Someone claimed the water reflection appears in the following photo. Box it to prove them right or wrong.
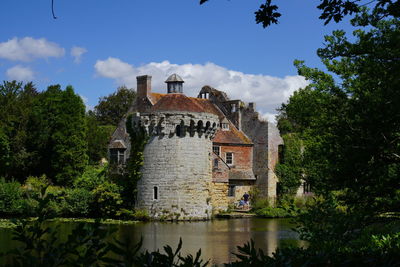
[0,218,304,266]
[117,218,303,265]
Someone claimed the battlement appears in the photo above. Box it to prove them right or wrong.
[130,112,219,139]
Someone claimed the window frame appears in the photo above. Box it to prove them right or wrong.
[228,185,236,197]
[212,145,220,156]
[153,186,158,200]
[226,152,233,166]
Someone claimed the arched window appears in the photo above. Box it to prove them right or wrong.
[176,125,181,137]
[197,120,203,135]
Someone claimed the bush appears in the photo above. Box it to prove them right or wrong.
[74,165,107,191]
[23,175,50,200]
[44,186,67,217]
[254,206,289,218]
[63,188,93,217]
[0,178,24,216]
[117,208,150,221]
[92,181,123,217]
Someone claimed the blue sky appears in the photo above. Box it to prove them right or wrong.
[0,0,354,120]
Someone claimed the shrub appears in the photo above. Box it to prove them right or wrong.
[21,198,39,217]
[254,206,289,218]
[0,178,24,216]
[73,165,107,191]
[23,175,50,200]
[63,188,93,217]
[92,181,123,217]
[44,186,67,217]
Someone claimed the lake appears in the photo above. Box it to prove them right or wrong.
[0,217,305,266]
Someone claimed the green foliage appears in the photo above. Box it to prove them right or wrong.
[254,206,289,218]
[73,164,107,191]
[63,188,93,217]
[0,127,10,177]
[1,194,209,266]
[226,239,400,266]
[276,13,400,250]
[275,133,303,194]
[0,178,24,216]
[92,181,123,217]
[94,86,136,126]
[0,81,38,181]
[200,0,400,28]
[116,208,150,221]
[28,84,88,186]
[117,114,148,206]
[24,175,50,192]
[86,111,115,164]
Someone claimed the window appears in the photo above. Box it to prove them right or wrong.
[118,152,125,164]
[110,149,125,165]
[213,158,219,168]
[213,145,220,156]
[153,186,158,200]
[110,149,118,164]
[226,152,233,165]
[176,125,181,137]
[228,185,235,197]
[221,123,229,130]
[303,182,311,194]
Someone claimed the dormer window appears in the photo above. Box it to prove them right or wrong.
[221,123,229,130]
[199,92,210,99]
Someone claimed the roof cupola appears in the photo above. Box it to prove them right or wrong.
[165,73,184,94]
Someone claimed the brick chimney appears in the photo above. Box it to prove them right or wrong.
[137,75,152,99]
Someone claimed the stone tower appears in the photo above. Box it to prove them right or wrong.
[133,74,219,220]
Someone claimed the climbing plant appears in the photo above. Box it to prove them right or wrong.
[119,114,148,206]
[275,133,303,195]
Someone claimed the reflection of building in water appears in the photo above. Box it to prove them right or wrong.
[117,218,300,265]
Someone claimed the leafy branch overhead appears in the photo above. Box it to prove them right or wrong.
[199,0,400,27]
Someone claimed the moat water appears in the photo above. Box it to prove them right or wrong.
[0,217,305,265]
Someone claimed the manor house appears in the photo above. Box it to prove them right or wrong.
[109,74,283,220]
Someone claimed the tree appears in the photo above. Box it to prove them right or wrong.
[94,86,136,127]
[86,111,115,164]
[29,85,88,186]
[200,0,400,28]
[277,13,400,246]
[0,81,38,180]
[275,133,303,195]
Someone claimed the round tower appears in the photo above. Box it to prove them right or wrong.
[133,75,219,220]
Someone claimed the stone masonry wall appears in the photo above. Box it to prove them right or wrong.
[135,111,219,220]
[210,182,229,213]
[240,107,283,199]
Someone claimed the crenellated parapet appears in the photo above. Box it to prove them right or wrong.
[130,111,219,139]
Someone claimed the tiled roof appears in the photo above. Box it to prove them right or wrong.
[229,169,256,181]
[191,98,225,119]
[109,140,126,149]
[151,94,205,112]
[213,124,252,145]
[148,92,252,145]
[148,93,166,105]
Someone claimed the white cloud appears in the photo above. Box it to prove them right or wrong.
[6,65,34,81]
[94,58,309,122]
[79,94,93,111]
[260,112,278,124]
[71,46,87,63]
[0,37,65,62]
